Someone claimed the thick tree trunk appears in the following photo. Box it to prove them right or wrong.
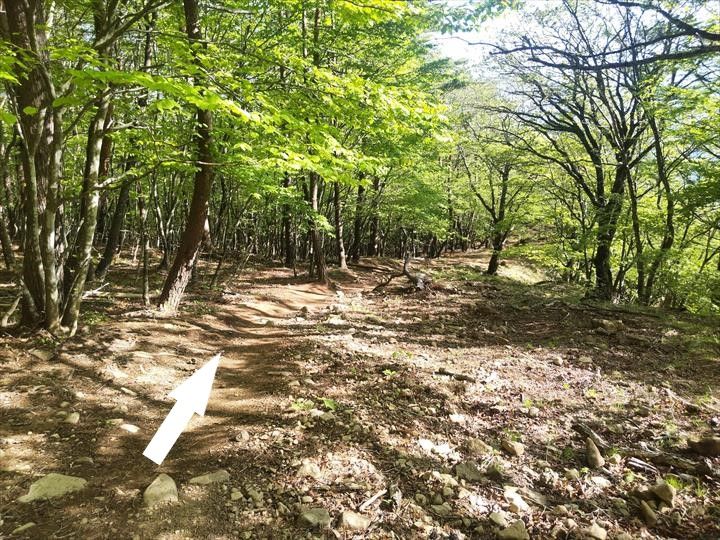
[486,233,505,275]
[334,182,347,269]
[592,166,626,301]
[157,0,214,312]
[308,171,328,283]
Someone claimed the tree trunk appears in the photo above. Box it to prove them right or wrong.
[157,0,214,312]
[349,183,365,263]
[334,182,347,269]
[96,176,132,279]
[486,232,505,275]
[282,174,296,267]
[308,171,328,283]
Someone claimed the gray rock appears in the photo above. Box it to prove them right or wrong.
[11,522,36,535]
[63,412,80,424]
[650,481,676,506]
[297,508,331,529]
[640,500,657,526]
[583,522,607,540]
[143,474,178,506]
[338,511,370,531]
[455,461,484,482]
[465,438,494,456]
[18,473,87,503]
[586,438,605,468]
[189,469,230,485]
[490,511,509,528]
[502,439,525,457]
[497,519,529,540]
[430,502,452,516]
[297,461,322,479]
[246,487,263,503]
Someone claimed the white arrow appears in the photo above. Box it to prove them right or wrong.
[143,353,222,465]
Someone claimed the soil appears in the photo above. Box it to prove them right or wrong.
[1,251,719,539]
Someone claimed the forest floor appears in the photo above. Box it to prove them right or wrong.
[1,251,719,540]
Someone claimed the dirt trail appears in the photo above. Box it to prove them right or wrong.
[1,253,719,539]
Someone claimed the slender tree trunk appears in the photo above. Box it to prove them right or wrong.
[308,171,328,283]
[592,165,626,301]
[157,0,214,312]
[96,175,131,279]
[281,174,295,267]
[349,182,365,263]
[334,182,347,269]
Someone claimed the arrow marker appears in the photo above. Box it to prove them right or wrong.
[143,353,222,465]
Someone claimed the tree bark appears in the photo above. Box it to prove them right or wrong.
[334,182,347,269]
[157,0,214,312]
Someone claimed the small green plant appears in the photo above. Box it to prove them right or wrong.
[391,350,413,360]
[585,388,598,399]
[321,397,340,411]
[561,446,576,461]
[522,398,534,408]
[382,369,397,377]
[82,310,108,325]
[290,398,314,411]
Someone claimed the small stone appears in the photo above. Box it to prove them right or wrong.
[465,438,494,456]
[235,430,250,442]
[527,407,540,418]
[607,453,622,465]
[18,473,87,502]
[231,491,243,501]
[120,423,140,434]
[430,502,452,516]
[11,522,36,535]
[614,534,634,540]
[75,457,94,465]
[64,412,80,424]
[297,508,331,529]
[565,469,581,480]
[246,487,263,503]
[640,500,657,526]
[297,461,322,480]
[119,387,137,396]
[583,522,607,540]
[504,488,530,513]
[301,495,314,503]
[689,437,720,457]
[497,519,529,540]
[59,401,70,408]
[586,438,605,468]
[489,511,509,528]
[189,469,230,485]
[650,481,676,506]
[455,461,484,482]
[338,511,370,531]
[143,474,178,507]
[415,493,428,505]
[502,440,525,457]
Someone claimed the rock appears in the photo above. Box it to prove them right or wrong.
[465,438,494,456]
[586,438,605,468]
[189,469,230,485]
[640,500,657,526]
[689,437,720,456]
[527,407,540,418]
[297,508,331,529]
[565,468,581,480]
[455,461,484,482]
[18,473,87,502]
[504,487,530,513]
[75,456,94,465]
[297,461,322,480]
[583,522,607,540]
[231,491,243,501]
[430,502,452,516]
[143,474,178,506]
[235,430,251,442]
[614,534,634,540]
[11,522,36,535]
[489,511,509,528]
[415,493,428,505]
[63,412,80,424]
[120,423,140,434]
[497,519,529,540]
[338,511,370,531]
[246,487,263,503]
[650,481,676,506]
[502,440,525,457]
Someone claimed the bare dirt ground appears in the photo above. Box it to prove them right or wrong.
[1,251,719,539]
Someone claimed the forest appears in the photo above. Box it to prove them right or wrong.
[0,0,719,539]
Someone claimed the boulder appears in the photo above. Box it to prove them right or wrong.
[18,473,87,503]
[143,474,178,507]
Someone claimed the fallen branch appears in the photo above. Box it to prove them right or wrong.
[1,293,20,327]
[373,253,433,292]
[434,367,477,382]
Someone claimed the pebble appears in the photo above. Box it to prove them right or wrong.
[189,469,230,485]
[430,502,452,516]
[490,511,509,528]
[11,522,36,535]
[497,519,529,540]
[465,438,494,456]
[455,461,483,482]
[297,461,322,480]
[338,511,370,531]
[650,481,676,506]
[502,440,525,457]
[297,508,331,529]
[583,522,607,540]
[64,412,80,424]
